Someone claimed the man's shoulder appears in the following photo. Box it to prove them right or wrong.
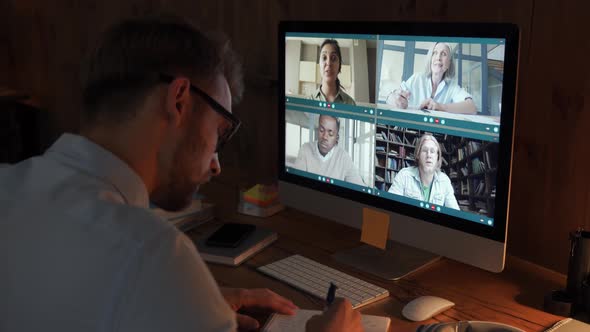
[332,144,353,160]
[300,141,316,153]
[0,155,41,182]
[397,166,417,176]
[301,141,313,148]
[89,200,177,245]
[0,191,180,269]
[14,194,176,249]
[435,171,452,183]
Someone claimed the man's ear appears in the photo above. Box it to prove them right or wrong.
[164,77,192,127]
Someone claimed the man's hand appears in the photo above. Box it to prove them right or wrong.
[306,298,363,332]
[220,287,298,330]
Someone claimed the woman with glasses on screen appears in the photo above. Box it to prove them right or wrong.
[385,42,476,114]
[310,39,356,105]
[389,134,459,210]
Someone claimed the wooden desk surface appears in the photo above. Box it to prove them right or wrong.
[190,183,565,331]
[0,87,41,108]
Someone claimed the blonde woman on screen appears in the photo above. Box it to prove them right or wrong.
[386,42,476,114]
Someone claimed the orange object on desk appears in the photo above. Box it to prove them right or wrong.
[242,184,279,207]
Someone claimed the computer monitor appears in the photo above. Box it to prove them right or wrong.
[278,21,519,278]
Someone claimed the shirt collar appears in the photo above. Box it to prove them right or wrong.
[430,77,448,99]
[314,85,345,103]
[410,166,440,183]
[45,133,150,208]
[314,141,336,162]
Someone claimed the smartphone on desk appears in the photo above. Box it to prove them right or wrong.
[205,223,256,248]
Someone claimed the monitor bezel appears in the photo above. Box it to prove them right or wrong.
[278,21,519,243]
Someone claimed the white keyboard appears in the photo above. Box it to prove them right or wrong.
[257,254,389,308]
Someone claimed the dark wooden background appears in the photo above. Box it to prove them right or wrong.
[1,0,588,274]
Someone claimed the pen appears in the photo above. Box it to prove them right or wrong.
[326,282,337,306]
[393,89,408,101]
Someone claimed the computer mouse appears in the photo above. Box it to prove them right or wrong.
[402,296,455,322]
[416,321,525,332]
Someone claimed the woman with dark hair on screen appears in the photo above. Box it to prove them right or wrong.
[310,39,356,105]
[389,134,459,209]
[386,42,476,114]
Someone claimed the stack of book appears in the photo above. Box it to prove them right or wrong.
[460,181,469,195]
[387,157,397,169]
[460,166,469,177]
[197,226,278,266]
[466,141,482,154]
[475,200,488,215]
[238,184,284,218]
[458,199,471,212]
[471,157,486,174]
[151,196,214,232]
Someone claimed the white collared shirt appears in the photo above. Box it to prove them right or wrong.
[293,141,365,186]
[316,142,335,162]
[388,166,459,210]
[399,73,472,109]
[0,133,236,332]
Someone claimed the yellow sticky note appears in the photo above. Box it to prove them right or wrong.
[360,208,390,250]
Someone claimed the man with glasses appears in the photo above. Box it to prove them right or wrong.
[0,15,362,332]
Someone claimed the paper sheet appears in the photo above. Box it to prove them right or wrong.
[261,309,390,332]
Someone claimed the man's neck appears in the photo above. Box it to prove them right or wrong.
[419,168,435,186]
[81,121,159,194]
[317,142,335,158]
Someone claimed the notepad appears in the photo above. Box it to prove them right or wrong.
[261,309,390,332]
[544,318,590,332]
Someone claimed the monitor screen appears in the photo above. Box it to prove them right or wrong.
[279,22,519,273]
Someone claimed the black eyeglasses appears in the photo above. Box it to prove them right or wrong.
[159,74,241,152]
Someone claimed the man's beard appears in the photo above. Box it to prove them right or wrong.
[151,134,205,211]
[152,175,196,211]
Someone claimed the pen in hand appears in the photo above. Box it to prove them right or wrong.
[326,282,338,307]
[391,89,408,101]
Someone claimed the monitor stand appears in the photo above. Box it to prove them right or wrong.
[332,240,440,280]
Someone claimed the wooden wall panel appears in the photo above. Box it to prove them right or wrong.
[0,1,14,87]
[2,0,589,274]
[509,0,590,272]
